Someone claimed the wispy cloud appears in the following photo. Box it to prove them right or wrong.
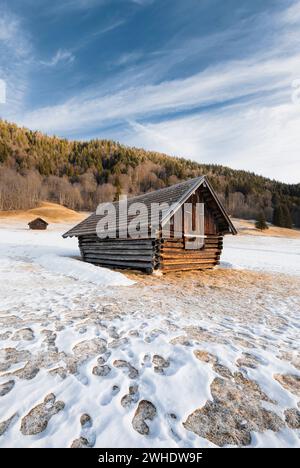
[20,54,300,132]
[40,49,75,67]
[0,9,32,116]
[5,0,300,182]
[114,51,143,67]
[130,0,155,5]
[0,79,6,104]
[282,1,300,24]
[122,100,300,183]
[48,0,106,13]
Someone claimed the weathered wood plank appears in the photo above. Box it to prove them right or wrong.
[161,263,218,272]
[81,247,154,255]
[83,257,153,269]
[82,253,154,261]
[160,253,220,260]
[161,258,217,266]
[80,245,154,251]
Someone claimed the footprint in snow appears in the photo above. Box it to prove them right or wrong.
[152,355,170,375]
[132,400,157,435]
[92,364,111,377]
[100,385,120,406]
[0,379,15,397]
[141,354,152,368]
[20,393,65,436]
[121,384,139,409]
[107,326,119,339]
[70,414,96,448]
[96,351,111,365]
[166,412,181,443]
[113,359,139,379]
[0,413,18,436]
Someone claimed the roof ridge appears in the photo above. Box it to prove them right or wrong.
[62,175,237,238]
[113,175,205,205]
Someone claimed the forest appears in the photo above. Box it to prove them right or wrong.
[0,120,299,228]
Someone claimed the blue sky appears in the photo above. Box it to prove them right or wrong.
[1,0,300,183]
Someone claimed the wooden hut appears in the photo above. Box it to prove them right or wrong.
[63,176,237,273]
[28,217,48,230]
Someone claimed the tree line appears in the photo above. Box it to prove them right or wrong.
[0,120,299,228]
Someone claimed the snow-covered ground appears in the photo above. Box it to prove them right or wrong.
[222,235,300,276]
[0,222,299,448]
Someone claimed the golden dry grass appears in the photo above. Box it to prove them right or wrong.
[0,202,88,224]
[232,218,300,239]
[127,266,300,297]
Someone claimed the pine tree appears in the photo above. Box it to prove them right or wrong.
[273,204,293,228]
[273,205,284,227]
[281,205,293,229]
[255,212,268,230]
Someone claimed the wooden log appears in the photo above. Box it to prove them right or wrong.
[161,246,221,252]
[83,257,153,269]
[160,253,220,261]
[81,247,154,256]
[160,258,218,266]
[79,237,155,243]
[82,253,154,262]
[204,238,223,243]
[163,243,184,249]
[80,243,153,251]
[161,264,217,272]
[206,239,223,242]
[78,236,157,245]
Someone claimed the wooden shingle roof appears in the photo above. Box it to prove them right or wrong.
[63,176,237,238]
[28,217,49,226]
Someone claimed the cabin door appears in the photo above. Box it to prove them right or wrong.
[183,193,205,250]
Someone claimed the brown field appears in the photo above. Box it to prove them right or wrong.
[232,218,300,239]
[0,202,89,224]
[1,203,299,239]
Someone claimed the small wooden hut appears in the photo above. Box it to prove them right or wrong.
[63,176,237,273]
[28,217,48,230]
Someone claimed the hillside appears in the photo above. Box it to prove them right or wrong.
[0,202,88,224]
[0,120,299,227]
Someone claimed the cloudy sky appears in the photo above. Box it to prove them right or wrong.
[0,0,300,183]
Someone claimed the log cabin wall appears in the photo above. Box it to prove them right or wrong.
[65,176,236,274]
[78,185,225,274]
[154,235,223,272]
[155,186,223,272]
[78,233,223,274]
[78,235,157,273]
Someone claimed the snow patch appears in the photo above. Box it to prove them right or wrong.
[37,254,134,287]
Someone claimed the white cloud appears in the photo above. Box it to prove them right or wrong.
[40,49,75,67]
[122,101,300,183]
[0,10,32,116]
[114,51,142,67]
[130,0,154,5]
[0,79,6,104]
[20,54,300,131]
[282,1,300,24]
[0,17,18,41]
[17,49,300,183]
[6,0,300,183]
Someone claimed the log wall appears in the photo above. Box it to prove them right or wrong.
[78,234,223,274]
[155,235,223,272]
[78,235,157,273]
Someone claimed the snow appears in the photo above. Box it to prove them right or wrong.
[222,235,300,276]
[0,221,134,287]
[0,221,299,448]
[37,254,134,286]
